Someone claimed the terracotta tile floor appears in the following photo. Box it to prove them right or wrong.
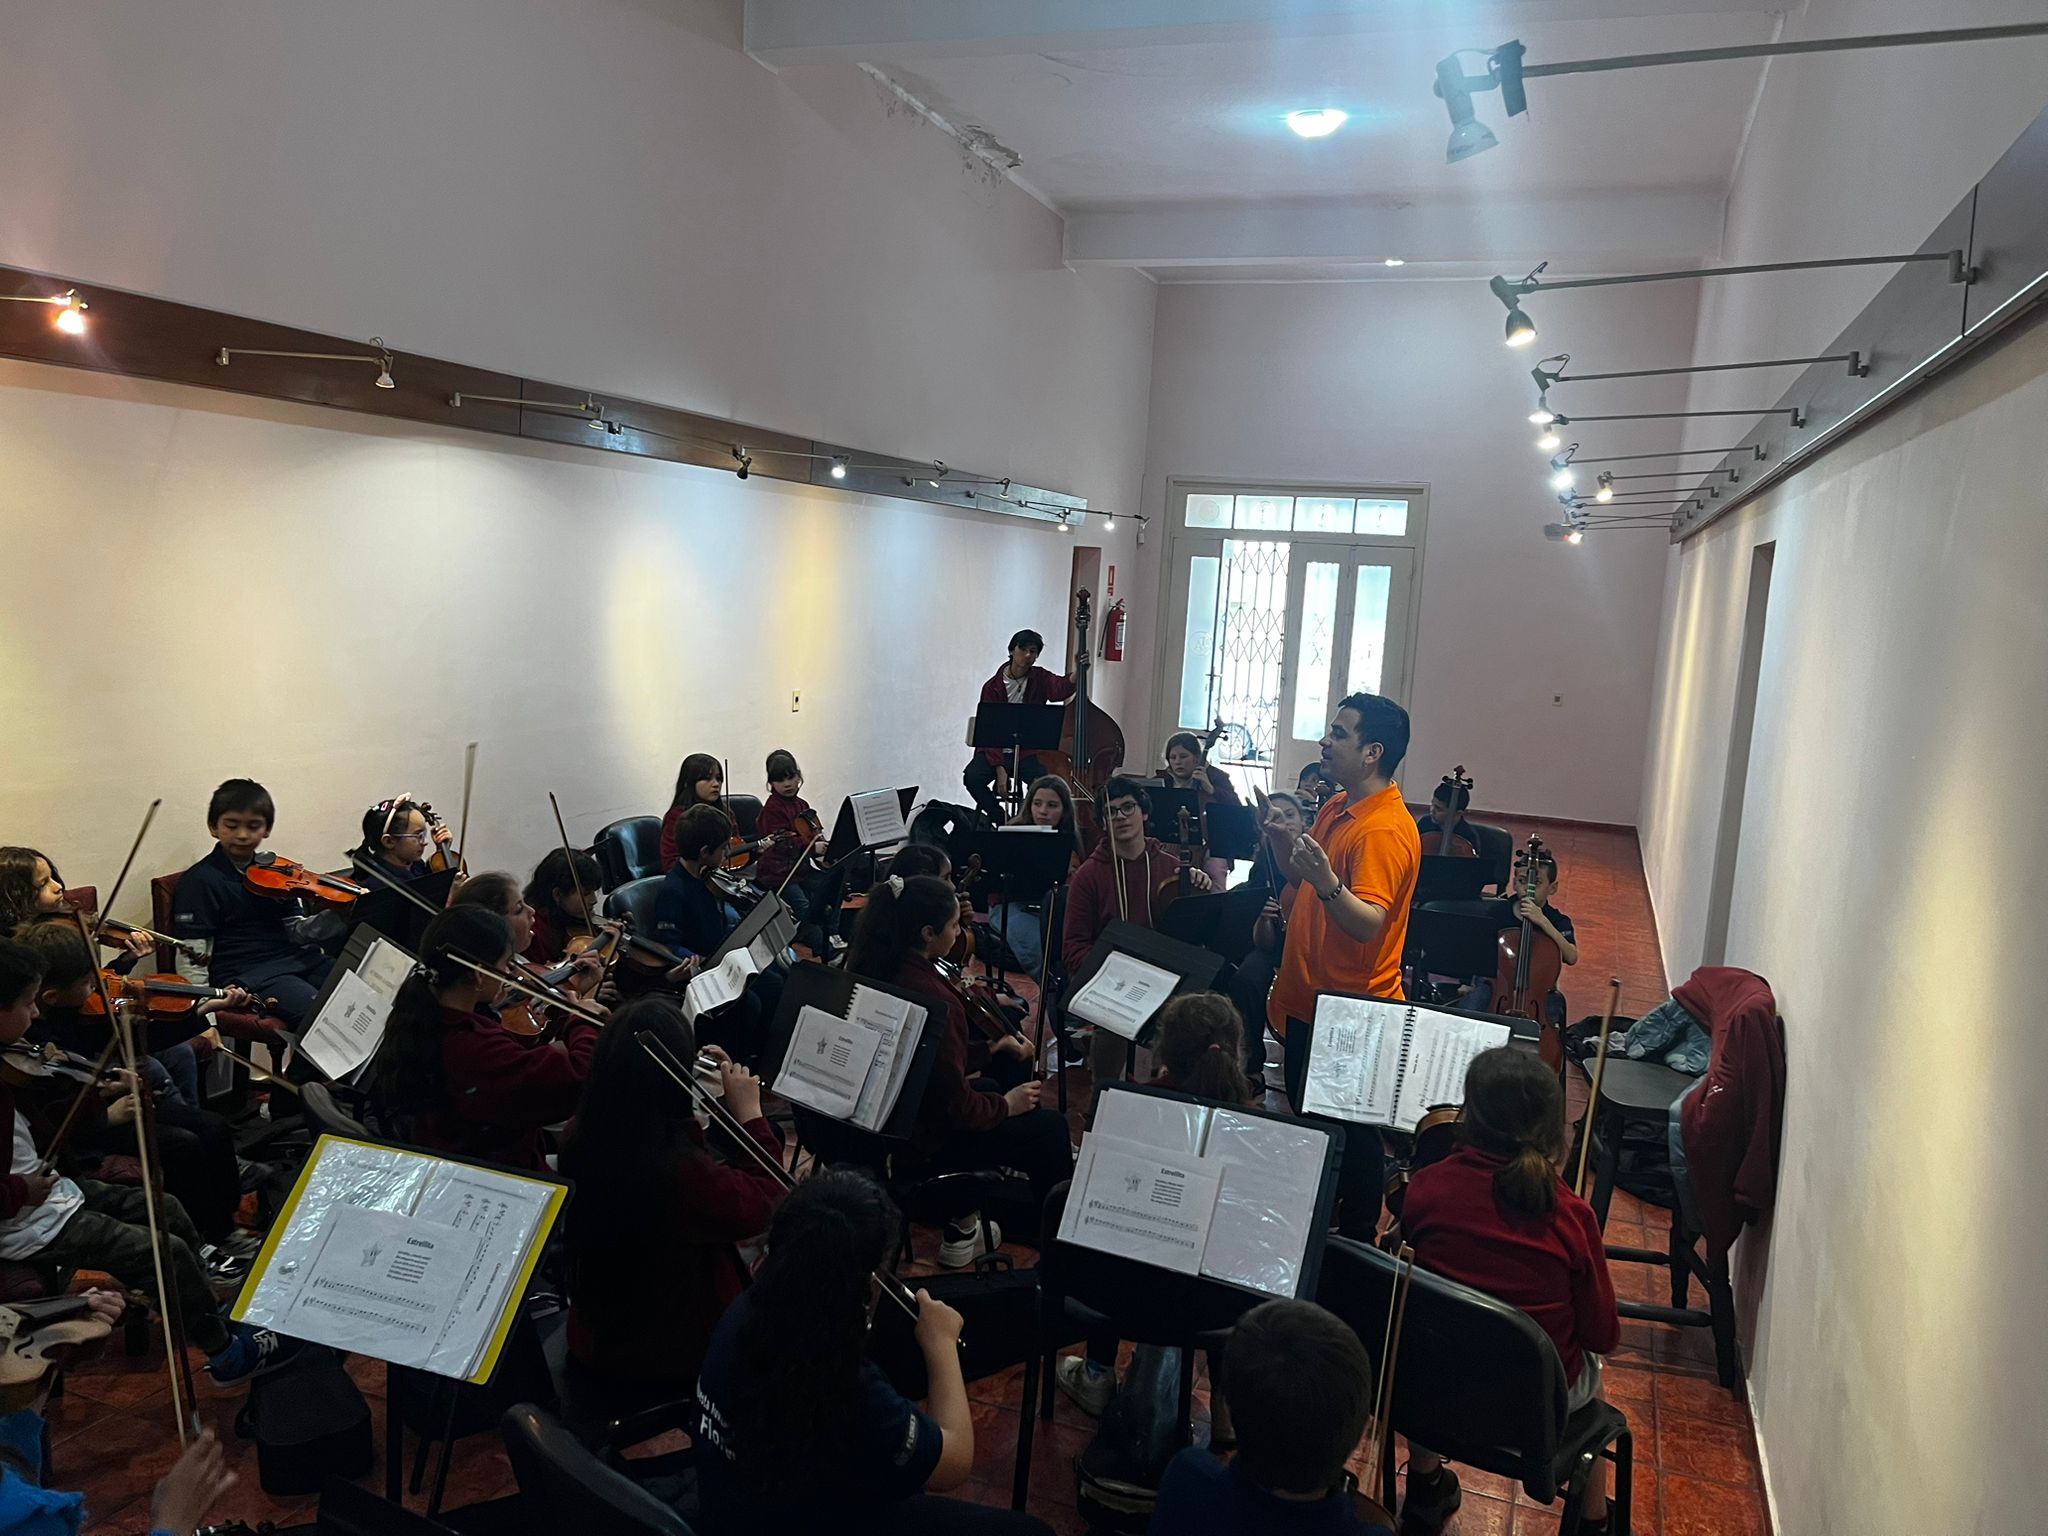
[52,818,1768,1535]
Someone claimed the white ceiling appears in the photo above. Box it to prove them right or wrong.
[746,0,1790,280]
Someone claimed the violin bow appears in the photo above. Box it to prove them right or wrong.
[1573,977,1623,1198]
[633,1031,934,1333]
[208,1039,303,1098]
[546,793,598,944]
[453,740,478,883]
[445,953,610,1027]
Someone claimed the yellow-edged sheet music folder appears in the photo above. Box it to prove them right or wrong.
[231,1134,566,1385]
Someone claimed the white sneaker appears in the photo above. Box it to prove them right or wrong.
[1056,1355,1115,1416]
[937,1216,1001,1268]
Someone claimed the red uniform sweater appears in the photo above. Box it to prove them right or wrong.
[889,956,1006,1152]
[753,790,815,889]
[1401,1145,1619,1384]
[1060,837,1181,974]
[414,1007,600,1172]
[563,1113,784,1388]
[975,664,1075,765]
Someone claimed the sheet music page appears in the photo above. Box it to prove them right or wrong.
[1200,1111,1331,1297]
[299,966,394,1080]
[684,948,758,1022]
[847,984,924,1131]
[276,1205,481,1369]
[239,1142,433,1336]
[850,788,909,848]
[1067,951,1180,1040]
[1395,1015,1512,1131]
[773,1004,883,1120]
[1058,1133,1222,1276]
[356,936,417,999]
[411,1162,557,1377]
[1091,1090,1210,1156]
[1300,995,1407,1125]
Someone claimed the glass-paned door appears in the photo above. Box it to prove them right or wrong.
[1276,549,1414,772]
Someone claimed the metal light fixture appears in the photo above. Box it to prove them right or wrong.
[733,447,753,480]
[1438,25,2048,161]
[1595,472,1614,503]
[449,391,606,425]
[1529,399,1556,426]
[219,336,396,387]
[1550,468,1575,491]
[1534,423,1563,452]
[830,456,848,479]
[1285,108,1349,139]
[2,288,90,335]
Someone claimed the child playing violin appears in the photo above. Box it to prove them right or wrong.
[754,750,837,954]
[559,995,783,1395]
[0,936,298,1387]
[846,874,1070,1268]
[1162,731,1240,886]
[654,806,778,1060]
[521,848,606,965]
[369,905,600,1172]
[10,920,258,1282]
[348,794,455,889]
[448,871,611,1014]
[170,779,336,1026]
[660,754,729,873]
[1397,1047,1618,1533]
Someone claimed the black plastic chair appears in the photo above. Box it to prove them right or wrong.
[300,1082,375,1141]
[606,875,666,935]
[1580,1057,1741,1391]
[789,1107,1008,1266]
[1467,821,1515,891]
[726,794,763,840]
[595,816,663,887]
[1011,1181,1259,1512]
[502,1402,697,1536]
[1315,1236,1633,1533]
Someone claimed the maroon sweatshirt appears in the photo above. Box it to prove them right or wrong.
[976,664,1075,765]
[1403,1145,1620,1385]
[564,1113,784,1388]
[414,1006,600,1172]
[753,790,816,889]
[1060,837,1181,974]
[890,956,1007,1151]
[1674,966,1785,1256]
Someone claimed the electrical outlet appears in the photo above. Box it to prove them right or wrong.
[1552,694,1564,707]
[791,690,801,713]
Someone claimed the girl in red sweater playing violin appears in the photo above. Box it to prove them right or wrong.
[370,905,599,1172]
[1397,1046,1620,1534]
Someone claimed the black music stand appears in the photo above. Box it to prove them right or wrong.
[1404,900,1512,1001]
[761,961,941,1146]
[712,891,798,968]
[826,786,919,901]
[1157,883,1271,967]
[1067,919,1225,1078]
[971,702,1065,818]
[1204,803,1259,861]
[344,866,458,949]
[1415,853,1495,903]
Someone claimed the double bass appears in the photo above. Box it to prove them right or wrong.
[1493,836,1564,1071]
[1036,589,1126,851]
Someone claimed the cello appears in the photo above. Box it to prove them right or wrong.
[1430,766,1479,858]
[1493,836,1565,1071]
[1036,590,1126,852]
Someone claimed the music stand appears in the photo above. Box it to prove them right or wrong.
[761,961,941,1145]
[1204,803,1259,861]
[1415,853,1494,903]
[971,702,1065,817]
[1404,901,1511,1001]
[713,891,798,968]
[825,786,919,863]
[344,866,458,949]
[1067,919,1225,1077]
[1157,883,1271,966]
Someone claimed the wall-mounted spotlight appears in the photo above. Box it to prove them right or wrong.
[220,336,396,387]
[830,455,848,479]
[1103,513,1116,530]
[1490,270,1542,347]
[1530,354,1569,394]
[3,288,89,335]
[1534,421,1563,451]
[1550,468,1575,491]
[1438,24,2048,161]
[1528,395,1556,426]
[1285,108,1349,139]
[1548,446,1577,474]
[1595,472,1615,503]
[733,447,753,480]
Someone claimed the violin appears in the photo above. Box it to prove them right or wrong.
[0,1039,126,1090]
[1493,836,1565,1071]
[57,891,209,966]
[934,956,1025,1046]
[243,851,369,908]
[792,806,827,867]
[1430,766,1479,858]
[720,829,793,871]
[0,1296,115,1413]
[1381,1103,1461,1233]
[1153,805,1201,910]
[1035,590,1127,853]
[77,971,276,1021]
[948,853,982,966]
[417,799,462,876]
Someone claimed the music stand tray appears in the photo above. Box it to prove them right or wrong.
[970,702,1065,759]
[1415,854,1494,903]
[1156,884,1270,966]
[826,787,919,863]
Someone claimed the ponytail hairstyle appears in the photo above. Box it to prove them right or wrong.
[671,753,723,812]
[522,848,603,920]
[1156,993,1256,1105]
[0,847,60,934]
[1457,1045,1567,1216]
[726,1170,899,1500]
[449,870,522,923]
[352,795,421,866]
[845,875,957,979]
[371,906,514,1120]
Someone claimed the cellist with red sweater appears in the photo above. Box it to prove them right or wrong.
[370,906,599,1174]
[962,628,1076,823]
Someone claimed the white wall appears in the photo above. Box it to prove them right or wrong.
[1136,278,1700,824]
[0,0,1156,892]
[1640,7,2048,1530]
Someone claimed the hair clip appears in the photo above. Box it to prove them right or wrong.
[886,874,904,896]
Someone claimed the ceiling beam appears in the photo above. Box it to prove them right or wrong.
[745,0,1789,68]
[1063,190,1726,273]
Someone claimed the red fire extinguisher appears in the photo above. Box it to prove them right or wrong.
[1102,598,1127,662]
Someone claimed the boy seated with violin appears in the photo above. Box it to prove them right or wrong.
[0,937,298,1387]
[11,920,259,1283]
[170,779,338,1027]
[754,749,838,955]
[654,804,783,1061]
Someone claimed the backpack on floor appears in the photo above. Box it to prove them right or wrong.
[233,1344,373,1495]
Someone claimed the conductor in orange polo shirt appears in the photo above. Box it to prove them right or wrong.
[1267,691,1422,1238]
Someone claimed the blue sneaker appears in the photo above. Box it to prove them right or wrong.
[207,1323,303,1385]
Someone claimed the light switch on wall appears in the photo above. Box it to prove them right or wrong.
[791,690,802,712]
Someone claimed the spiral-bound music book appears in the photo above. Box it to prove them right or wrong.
[1301,995,1510,1132]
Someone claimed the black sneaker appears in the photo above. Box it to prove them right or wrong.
[1398,1464,1462,1535]
[207,1324,303,1385]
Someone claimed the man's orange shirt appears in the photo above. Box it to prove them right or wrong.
[1268,781,1421,1036]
